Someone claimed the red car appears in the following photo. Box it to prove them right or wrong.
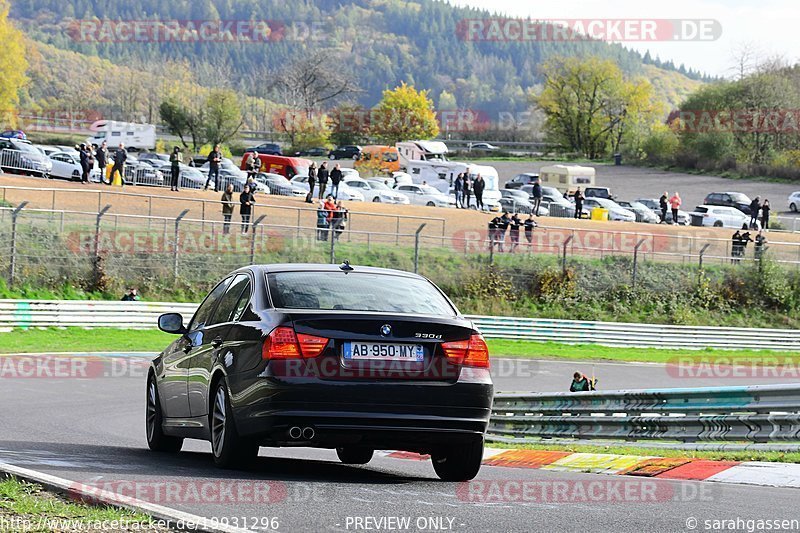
[241,153,311,179]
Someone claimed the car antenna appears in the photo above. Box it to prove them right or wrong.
[339,260,354,273]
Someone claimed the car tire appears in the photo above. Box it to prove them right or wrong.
[329,154,336,160]
[791,203,797,213]
[426,201,435,207]
[432,437,483,481]
[713,220,723,227]
[372,197,381,202]
[146,375,184,453]
[210,380,259,468]
[72,170,80,181]
[336,447,374,465]
[352,154,359,160]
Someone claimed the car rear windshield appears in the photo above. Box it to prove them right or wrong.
[267,271,456,316]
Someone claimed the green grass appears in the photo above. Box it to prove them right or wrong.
[487,441,800,464]
[1,328,795,364]
[0,328,173,353]
[486,339,799,364]
[0,477,162,531]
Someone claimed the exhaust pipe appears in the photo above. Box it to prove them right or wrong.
[302,427,315,440]
[288,426,302,439]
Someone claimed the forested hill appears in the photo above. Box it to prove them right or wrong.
[10,0,708,113]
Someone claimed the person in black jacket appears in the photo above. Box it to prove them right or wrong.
[317,161,329,200]
[749,197,761,229]
[79,144,90,183]
[463,175,472,208]
[524,214,537,248]
[330,163,343,199]
[659,191,668,223]
[307,162,317,202]
[531,182,542,216]
[454,173,464,208]
[239,184,255,234]
[111,143,127,187]
[495,213,510,252]
[509,213,521,253]
[473,175,485,211]
[205,144,222,192]
[95,141,108,180]
[761,199,770,230]
[570,372,596,392]
[574,188,584,219]
[169,146,182,191]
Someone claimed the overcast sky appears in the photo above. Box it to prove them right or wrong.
[450,0,798,78]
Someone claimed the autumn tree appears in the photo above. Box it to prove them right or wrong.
[534,56,658,159]
[203,89,244,147]
[370,83,439,143]
[0,0,27,125]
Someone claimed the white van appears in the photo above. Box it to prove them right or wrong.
[87,121,156,151]
[538,164,595,194]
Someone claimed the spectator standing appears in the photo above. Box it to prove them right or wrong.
[531,181,542,216]
[454,173,464,208]
[573,188,584,219]
[332,201,348,240]
[317,161,329,200]
[205,144,222,192]
[221,184,234,234]
[488,216,499,250]
[79,144,90,183]
[659,191,668,223]
[496,212,510,252]
[740,225,754,256]
[169,146,182,192]
[473,174,485,211]
[761,199,770,230]
[330,163,343,199]
[316,201,329,241]
[121,288,140,301]
[731,230,743,263]
[463,175,472,208]
[524,213,537,249]
[307,162,317,202]
[570,372,596,392]
[509,213,521,253]
[96,141,109,180]
[111,143,127,187]
[247,152,261,180]
[749,196,761,229]
[668,192,682,224]
[239,184,255,234]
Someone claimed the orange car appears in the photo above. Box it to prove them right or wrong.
[354,145,399,174]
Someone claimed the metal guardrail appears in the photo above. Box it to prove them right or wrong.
[1,300,798,351]
[0,148,51,178]
[489,384,800,444]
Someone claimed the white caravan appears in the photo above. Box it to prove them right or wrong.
[87,121,157,151]
[538,164,596,194]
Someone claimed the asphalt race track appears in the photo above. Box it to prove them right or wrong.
[1,353,798,532]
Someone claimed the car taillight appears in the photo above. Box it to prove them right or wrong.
[441,334,490,368]
[262,327,329,360]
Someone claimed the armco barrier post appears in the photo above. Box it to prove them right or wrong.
[414,223,427,274]
[8,201,29,286]
[632,238,646,288]
[250,215,266,265]
[699,243,711,270]
[173,209,189,283]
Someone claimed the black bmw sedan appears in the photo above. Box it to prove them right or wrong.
[147,263,493,481]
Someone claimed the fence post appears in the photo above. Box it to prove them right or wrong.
[173,209,189,283]
[7,201,28,285]
[396,217,400,245]
[414,223,427,274]
[329,219,336,264]
[93,204,112,283]
[250,215,266,265]
[698,243,711,270]
[632,238,646,289]
[562,235,574,273]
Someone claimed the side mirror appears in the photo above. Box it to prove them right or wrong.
[158,313,186,334]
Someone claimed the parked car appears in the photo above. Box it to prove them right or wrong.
[48,151,83,180]
[289,175,365,201]
[617,201,659,224]
[198,158,248,179]
[34,145,60,157]
[328,145,362,160]
[348,177,410,204]
[245,142,282,155]
[295,147,328,157]
[582,198,636,222]
[703,192,752,215]
[690,206,756,229]
[498,197,548,215]
[396,183,455,207]
[469,142,498,151]
[138,152,170,165]
[584,186,614,200]
[636,198,691,225]
[0,138,52,177]
[788,192,800,212]
[340,168,360,180]
[541,193,586,218]
[257,173,306,197]
[0,130,26,140]
[153,162,207,189]
[505,173,539,190]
